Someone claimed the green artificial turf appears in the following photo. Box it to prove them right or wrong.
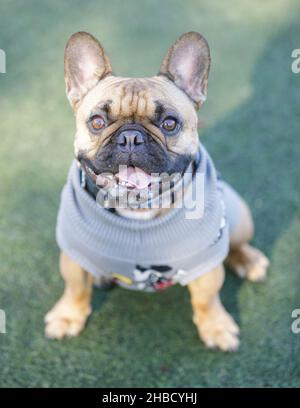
[1,0,300,387]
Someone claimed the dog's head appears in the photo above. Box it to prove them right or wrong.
[64,31,210,198]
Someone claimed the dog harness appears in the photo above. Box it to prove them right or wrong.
[56,144,242,292]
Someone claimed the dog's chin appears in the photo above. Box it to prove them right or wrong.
[116,207,161,220]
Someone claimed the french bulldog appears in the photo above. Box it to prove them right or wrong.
[45,32,269,351]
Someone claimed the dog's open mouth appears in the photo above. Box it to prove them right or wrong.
[82,162,163,191]
[115,166,152,190]
[81,161,185,209]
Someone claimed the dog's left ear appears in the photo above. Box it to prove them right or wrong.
[64,32,112,108]
[159,32,211,109]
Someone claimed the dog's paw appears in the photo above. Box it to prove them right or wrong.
[228,244,269,282]
[193,306,240,352]
[44,297,91,339]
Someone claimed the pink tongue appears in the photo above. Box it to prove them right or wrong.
[117,166,151,189]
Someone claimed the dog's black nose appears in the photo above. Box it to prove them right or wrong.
[116,130,145,151]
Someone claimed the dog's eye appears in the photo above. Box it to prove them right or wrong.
[90,115,105,132]
[161,117,178,133]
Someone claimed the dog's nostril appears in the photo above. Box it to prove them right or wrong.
[132,132,144,145]
[116,130,145,148]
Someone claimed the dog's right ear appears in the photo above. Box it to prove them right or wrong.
[64,32,112,108]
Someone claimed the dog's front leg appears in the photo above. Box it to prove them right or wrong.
[45,252,93,339]
[187,265,240,351]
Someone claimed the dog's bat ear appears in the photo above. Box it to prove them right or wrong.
[64,32,112,108]
[159,32,211,109]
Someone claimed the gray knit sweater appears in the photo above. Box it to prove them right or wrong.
[56,145,242,292]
